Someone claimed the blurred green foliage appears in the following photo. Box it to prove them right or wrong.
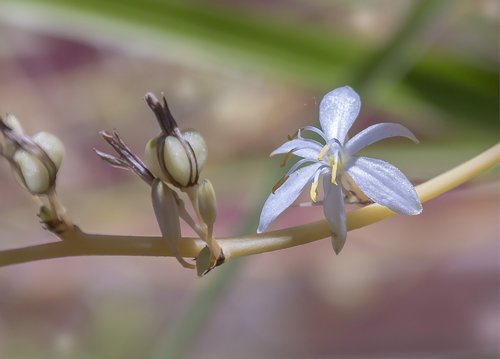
[17,0,499,129]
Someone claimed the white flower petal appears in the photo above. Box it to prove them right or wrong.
[285,158,317,176]
[322,179,346,254]
[345,156,422,215]
[258,163,322,233]
[319,86,361,143]
[270,138,322,160]
[345,122,418,155]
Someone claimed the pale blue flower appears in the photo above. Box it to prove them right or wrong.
[258,86,422,253]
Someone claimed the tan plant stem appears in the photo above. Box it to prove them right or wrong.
[0,144,498,267]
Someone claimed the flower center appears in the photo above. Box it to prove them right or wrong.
[317,141,342,185]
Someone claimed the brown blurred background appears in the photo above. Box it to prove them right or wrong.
[0,0,498,358]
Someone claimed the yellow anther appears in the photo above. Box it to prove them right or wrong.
[317,144,329,161]
[310,178,319,202]
[329,156,338,185]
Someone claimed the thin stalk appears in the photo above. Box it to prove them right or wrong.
[0,143,497,267]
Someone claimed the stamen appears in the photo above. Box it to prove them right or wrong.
[287,129,299,141]
[302,125,328,142]
[310,178,319,202]
[329,156,338,185]
[280,150,293,168]
[317,144,329,161]
[272,175,289,194]
[309,170,321,202]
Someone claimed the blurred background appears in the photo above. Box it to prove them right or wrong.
[0,0,498,358]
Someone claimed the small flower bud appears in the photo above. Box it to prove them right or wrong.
[197,178,217,230]
[4,113,23,134]
[144,130,207,188]
[33,132,65,168]
[0,113,24,156]
[13,131,64,194]
[183,130,208,169]
[144,137,162,180]
[151,179,195,269]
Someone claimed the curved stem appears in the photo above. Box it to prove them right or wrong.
[0,144,498,267]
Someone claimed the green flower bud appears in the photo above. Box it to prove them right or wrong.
[14,131,64,194]
[197,178,217,230]
[183,130,208,168]
[196,178,222,267]
[145,130,207,188]
[33,132,64,168]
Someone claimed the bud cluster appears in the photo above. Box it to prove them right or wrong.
[0,113,64,195]
[143,92,207,189]
[143,93,222,273]
[95,92,222,274]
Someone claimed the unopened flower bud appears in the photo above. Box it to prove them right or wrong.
[4,113,23,134]
[145,130,207,188]
[0,113,24,156]
[151,179,195,269]
[33,132,64,168]
[14,131,64,194]
[197,178,217,229]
